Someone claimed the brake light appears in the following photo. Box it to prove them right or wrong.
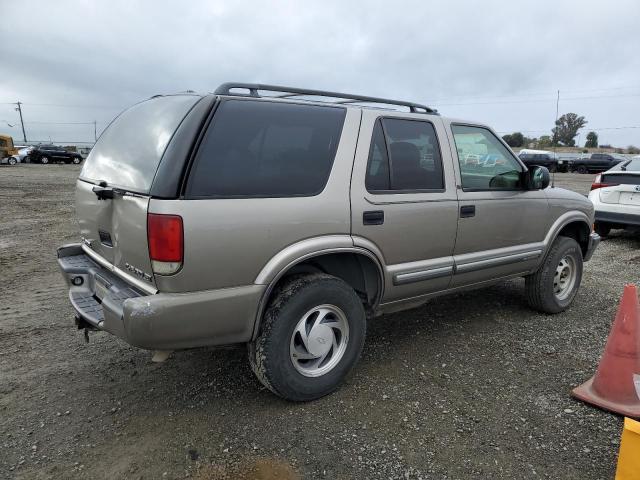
[590,174,619,191]
[148,213,183,275]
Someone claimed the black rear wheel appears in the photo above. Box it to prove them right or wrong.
[575,165,587,174]
[249,273,366,401]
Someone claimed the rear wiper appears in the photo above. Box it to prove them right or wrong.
[92,181,144,200]
[92,180,115,200]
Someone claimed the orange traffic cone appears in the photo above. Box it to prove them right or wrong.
[572,284,640,418]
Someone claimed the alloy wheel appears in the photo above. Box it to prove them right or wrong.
[289,304,349,377]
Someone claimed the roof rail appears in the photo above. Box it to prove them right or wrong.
[213,82,438,114]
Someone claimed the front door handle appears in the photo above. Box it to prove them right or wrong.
[363,210,384,225]
[460,205,475,218]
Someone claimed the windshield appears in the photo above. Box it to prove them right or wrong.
[80,95,200,193]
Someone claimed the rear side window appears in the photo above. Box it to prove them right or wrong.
[365,118,444,192]
[80,95,200,193]
[187,100,346,198]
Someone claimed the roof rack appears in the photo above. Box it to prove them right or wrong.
[213,82,438,114]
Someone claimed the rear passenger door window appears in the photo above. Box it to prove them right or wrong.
[187,100,346,198]
[365,118,444,192]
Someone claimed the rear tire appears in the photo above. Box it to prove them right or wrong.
[594,222,611,237]
[575,165,587,174]
[8,157,17,166]
[72,157,81,164]
[249,273,366,402]
[525,236,583,314]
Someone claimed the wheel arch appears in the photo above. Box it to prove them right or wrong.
[252,238,385,339]
[544,212,592,259]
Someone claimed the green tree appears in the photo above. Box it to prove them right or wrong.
[501,132,524,148]
[585,131,598,148]
[552,113,587,146]
[627,145,640,154]
[537,135,552,148]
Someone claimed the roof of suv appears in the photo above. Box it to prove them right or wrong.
[210,82,440,116]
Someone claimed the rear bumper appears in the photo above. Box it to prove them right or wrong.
[583,232,600,262]
[595,210,640,227]
[57,244,264,350]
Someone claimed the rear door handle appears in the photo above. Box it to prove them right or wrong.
[460,205,475,218]
[363,210,384,225]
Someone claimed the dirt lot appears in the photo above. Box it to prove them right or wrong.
[1,167,638,479]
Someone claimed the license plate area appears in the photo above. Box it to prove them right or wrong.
[94,274,111,301]
[620,192,640,206]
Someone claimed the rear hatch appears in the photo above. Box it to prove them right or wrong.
[76,94,201,290]
[598,172,640,206]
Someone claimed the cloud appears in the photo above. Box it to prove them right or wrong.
[1,0,639,146]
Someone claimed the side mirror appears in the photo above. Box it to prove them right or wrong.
[527,165,550,190]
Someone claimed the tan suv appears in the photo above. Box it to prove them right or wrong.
[58,83,600,401]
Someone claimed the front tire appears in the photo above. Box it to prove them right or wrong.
[249,273,366,401]
[40,156,49,164]
[575,165,587,174]
[525,236,583,314]
[8,157,17,165]
[72,157,81,164]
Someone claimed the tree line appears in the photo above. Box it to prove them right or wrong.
[501,112,639,153]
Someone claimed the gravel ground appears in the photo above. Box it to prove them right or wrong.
[1,166,639,479]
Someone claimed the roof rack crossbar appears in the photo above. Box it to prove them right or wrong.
[213,82,438,114]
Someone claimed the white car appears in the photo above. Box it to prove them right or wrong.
[588,158,640,236]
[16,146,34,162]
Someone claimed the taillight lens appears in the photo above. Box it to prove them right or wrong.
[590,174,618,191]
[148,213,183,275]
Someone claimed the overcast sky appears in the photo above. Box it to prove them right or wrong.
[1,0,639,147]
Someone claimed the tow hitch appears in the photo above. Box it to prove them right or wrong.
[74,316,97,343]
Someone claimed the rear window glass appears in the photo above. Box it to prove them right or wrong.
[602,173,640,184]
[186,100,346,198]
[611,159,640,171]
[80,95,200,193]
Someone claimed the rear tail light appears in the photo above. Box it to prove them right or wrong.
[147,213,183,275]
[590,174,619,191]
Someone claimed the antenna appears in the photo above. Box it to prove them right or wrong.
[552,89,560,188]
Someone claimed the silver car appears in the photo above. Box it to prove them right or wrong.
[58,83,599,401]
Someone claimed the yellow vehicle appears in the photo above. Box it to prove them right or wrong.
[0,134,19,165]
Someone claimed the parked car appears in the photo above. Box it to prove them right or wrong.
[57,83,599,401]
[16,146,34,163]
[30,144,83,164]
[518,150,559,172]
[589,158,640,236]
[570,153,625,174]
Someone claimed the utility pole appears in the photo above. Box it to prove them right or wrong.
[15,102,27,143]
[93,120,97,142]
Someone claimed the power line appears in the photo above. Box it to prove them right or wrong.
[427,84,640,103]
